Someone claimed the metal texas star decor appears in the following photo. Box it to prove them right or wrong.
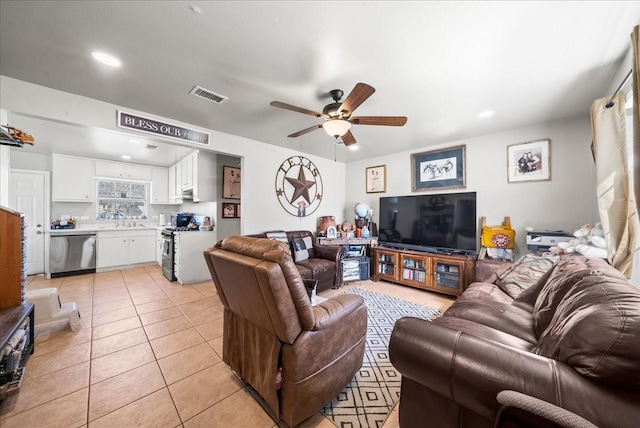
[275,156,323,217]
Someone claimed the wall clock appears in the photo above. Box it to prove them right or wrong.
[275,156,323,217]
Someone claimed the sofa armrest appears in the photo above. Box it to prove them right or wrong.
[495,390,597,428]
[312,243,343,262]
[389,317,638,427]
[312,294,364,330]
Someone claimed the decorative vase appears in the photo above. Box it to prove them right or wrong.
[317,216,337,235]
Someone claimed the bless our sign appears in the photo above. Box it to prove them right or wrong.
[117,111,210,145]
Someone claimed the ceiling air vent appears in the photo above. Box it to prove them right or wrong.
[189,85,228,104]
[146,144,158,150]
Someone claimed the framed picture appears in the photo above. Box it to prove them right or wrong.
[222,202,236,218]
[222,166,241,199]
[235,203,241,218]
[365,165,386,193]
[411,145,466,192]
[507,139,551,183]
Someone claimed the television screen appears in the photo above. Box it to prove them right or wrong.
[378,192,477,254]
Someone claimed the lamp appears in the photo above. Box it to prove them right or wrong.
[323,119,351,137]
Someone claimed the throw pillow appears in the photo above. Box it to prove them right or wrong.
[292,236,314,262]
[265,230,289,243]
[495,254,558,298]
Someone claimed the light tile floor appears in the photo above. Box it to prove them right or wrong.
[0,265,454,428]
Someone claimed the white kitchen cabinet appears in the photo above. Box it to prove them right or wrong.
[128,233,156,264]
[52,154,95,202]
[97,235,128,268]
[180,153,195,190]
[155,229,163,266]
[169,163,183,202]
[174,231,217,284]
[150,167,170,204]
[95,160,152,181]
[97,230,156,269]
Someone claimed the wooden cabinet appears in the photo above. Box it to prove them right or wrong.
[0,207,33,399]
[95,160,152,181]
[374,248,399,283]
[373,247,474,297]
[97,230,156,269]
[52,154,95,202]
[0,206,25,308]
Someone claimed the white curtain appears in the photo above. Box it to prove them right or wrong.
[633,26,640,215]
[590,91,637,278]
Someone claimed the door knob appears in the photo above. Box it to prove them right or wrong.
[37,224,42,227]
[37,231,43,234]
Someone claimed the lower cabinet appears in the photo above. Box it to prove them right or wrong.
[97,230,156,269]
[372,247,475,297]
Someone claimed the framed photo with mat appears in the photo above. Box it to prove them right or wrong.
[365,165,386,193]
[222,202,236,218]
[222,166,241,199]
[411,145,466,191]
[507,139,550,183]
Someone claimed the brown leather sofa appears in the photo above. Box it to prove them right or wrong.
[389,254,640,428]
[203,236,367,426]
[248,230,344,292]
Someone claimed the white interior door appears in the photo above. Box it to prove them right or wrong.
[9,170,46,275]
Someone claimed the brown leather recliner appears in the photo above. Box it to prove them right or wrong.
[248,230,344,292]
[203,236,367,426]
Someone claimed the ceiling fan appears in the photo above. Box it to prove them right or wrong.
[270,82,407,146]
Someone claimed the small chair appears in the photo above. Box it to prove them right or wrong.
[203,236,367,426]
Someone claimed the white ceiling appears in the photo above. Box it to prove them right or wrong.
[1,1,638,164]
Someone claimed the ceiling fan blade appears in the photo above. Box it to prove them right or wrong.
[270,101,323,118]
[350,116,408,126]
[341,131,357,146]
[288,124,323,138]
[338,83,375,117]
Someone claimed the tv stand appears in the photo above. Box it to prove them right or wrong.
[372,247,475,297]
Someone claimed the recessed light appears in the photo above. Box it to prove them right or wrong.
[91,51,122,68]
[121,155,131,160]
[128,139,141,144]
[478,110,495,119]
[349,145,359,151]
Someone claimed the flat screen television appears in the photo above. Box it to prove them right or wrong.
[378,192,477,256]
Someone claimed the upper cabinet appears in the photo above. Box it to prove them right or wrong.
[52,154,95,202]
[95,160,152,181]
[150,167,170,204]
[170,150,216,203]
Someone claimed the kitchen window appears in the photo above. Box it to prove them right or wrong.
[96,179,147,220]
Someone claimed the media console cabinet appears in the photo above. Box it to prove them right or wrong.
[372,247,475,297]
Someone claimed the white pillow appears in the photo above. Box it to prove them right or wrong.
[265,230,289,243]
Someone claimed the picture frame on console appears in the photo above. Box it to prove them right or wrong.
[507,139,551,183]
[411,145,466,191]
[365,165,387,193]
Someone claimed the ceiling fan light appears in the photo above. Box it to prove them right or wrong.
[323,119,351,137]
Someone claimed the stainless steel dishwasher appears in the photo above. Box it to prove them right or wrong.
[50,231,97,278]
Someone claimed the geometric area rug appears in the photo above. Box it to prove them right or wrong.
[320,288,442,428]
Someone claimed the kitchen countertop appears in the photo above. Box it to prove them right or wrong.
[49,224,169,233]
